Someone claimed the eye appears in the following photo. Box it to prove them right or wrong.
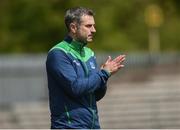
[85,25,92,28]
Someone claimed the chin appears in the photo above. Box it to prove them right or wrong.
[87,39,93,42]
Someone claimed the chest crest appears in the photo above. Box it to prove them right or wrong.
[90,61,96,69]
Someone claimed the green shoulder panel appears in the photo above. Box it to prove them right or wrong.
[49,41,70,53]
[83,47,95,62]
[49,41,94,62]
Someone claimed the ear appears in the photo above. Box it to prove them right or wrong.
[69,23,77,34]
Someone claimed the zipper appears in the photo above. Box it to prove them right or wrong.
[80,49,95,129]
[82,62,95,129]
[81,61,88,77]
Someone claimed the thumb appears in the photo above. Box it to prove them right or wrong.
[105,56,111,64]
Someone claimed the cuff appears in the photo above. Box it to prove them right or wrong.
[101,69,111,77]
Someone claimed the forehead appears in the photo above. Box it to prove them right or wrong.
[80,15,95,25]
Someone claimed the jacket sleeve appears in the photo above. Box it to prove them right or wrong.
[46,49,110,97]
[95,84,107,101]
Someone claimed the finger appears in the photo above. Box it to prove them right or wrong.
[119,57,126,63]
[115,62,125,68]
[114,64,124,71]
[105,56,112,64]
[116,56,126,64]
[119,64,125,68]
[116,64,124,69]
[113,55,126,63]
[118,62,124,67]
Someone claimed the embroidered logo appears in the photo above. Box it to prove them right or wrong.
[90,62,95,69]
[73,60,80,66]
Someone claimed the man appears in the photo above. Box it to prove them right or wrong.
[46,7,125,129]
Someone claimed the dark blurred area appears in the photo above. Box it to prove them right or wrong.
[0,0,180,129]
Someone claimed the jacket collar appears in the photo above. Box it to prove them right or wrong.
[64,35,87,51]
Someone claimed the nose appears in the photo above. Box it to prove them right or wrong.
[91,25,96,33]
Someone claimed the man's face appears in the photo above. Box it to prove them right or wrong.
[75,15,96,43]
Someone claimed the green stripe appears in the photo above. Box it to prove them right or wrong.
[64,105,71,124]
[50,41,94,62]
[90,94,95,129]
[91,110,95,129]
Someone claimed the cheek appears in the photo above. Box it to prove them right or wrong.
[78,27,90,37]
[81,27,89,34]
[80,30,89,37]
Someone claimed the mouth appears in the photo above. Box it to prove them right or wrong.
[87,35,94,42]
[88,35,93,38]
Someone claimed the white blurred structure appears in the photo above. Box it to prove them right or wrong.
[0,53,180,128]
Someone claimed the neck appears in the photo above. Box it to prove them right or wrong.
[64,35,87,50]
[68,33,87,46]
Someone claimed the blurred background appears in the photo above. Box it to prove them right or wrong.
[0,0,180,129]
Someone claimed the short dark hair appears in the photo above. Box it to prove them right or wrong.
[64,7,94,32]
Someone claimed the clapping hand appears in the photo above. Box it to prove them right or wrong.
[101,55,126,75]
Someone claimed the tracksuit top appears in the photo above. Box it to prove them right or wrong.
[46,35,110,129]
